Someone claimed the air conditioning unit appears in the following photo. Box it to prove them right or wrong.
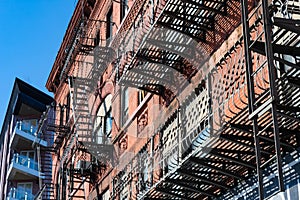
[76,160,91,169]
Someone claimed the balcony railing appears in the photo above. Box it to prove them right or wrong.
[7,187,34,200]
[16,119,38,137]
[12,154,38,171]
[10,119,48,148]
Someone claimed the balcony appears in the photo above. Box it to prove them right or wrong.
[7,153,44,180]
[10,119,48,148]
[7,187,35,200]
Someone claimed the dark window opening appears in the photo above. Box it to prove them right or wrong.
[94,30,100,46]
[66,94,70,123]
[84,6,92,19]
[59,104,64,126]
[122,87,129,125]
[106,7,113,40]
[138,89,148,104]
[120,0,129,21]
[87,0,96,8]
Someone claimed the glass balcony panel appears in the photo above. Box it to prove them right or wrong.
[16,119,38,137]
[12,153,38,171]
[7,187,34,200]
[11,119,48,147]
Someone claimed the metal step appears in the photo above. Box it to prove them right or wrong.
[249,97,273,119]
[273,17,300,35]
[250,40,300,57]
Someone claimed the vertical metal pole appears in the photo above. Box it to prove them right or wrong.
[37,145,42,189]
[261,0,284,192]
[207,73,213,135]
[241,1,264,199]
[150,136,154,186]
[178,106,182,164]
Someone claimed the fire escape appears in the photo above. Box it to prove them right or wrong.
[32,104,58,200]
[241,0,300,199]
[59,10,115,200]
[110,0,300,199]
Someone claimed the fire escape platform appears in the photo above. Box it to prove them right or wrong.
[117,0,240,98]
[139,71,300,199]
[140,8,300,200]
[10,127,48,148]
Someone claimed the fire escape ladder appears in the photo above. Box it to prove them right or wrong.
[273,17,300,35]
[240,0,300,198]
[242,1,280,199]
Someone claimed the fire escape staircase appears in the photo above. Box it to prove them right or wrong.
[31,105,57,200]
[241,0,300,199]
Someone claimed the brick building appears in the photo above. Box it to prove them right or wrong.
[0,78,54,200]
[46,0,300,199]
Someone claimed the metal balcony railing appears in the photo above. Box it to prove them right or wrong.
[12,153,38,171]
[7,187,35,200]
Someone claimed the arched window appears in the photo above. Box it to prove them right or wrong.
[93,94,113,144]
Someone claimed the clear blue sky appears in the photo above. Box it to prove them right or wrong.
[0,1,76,126]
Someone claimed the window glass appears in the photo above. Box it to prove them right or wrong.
[102,189,110,200]
[93,94,112,144]
[121,0,129,21]
[122,87,129,124]
[106,7,113,40]
[138,89,148,104]
[20,150,35,160]
[17,182,32,195]
[105,109,112,135]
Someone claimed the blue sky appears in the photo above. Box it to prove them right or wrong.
[0,1,76,126]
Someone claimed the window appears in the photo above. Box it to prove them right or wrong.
[93,95,113,144]
[106,7,113,40]
[105,109,113,136]
[17,182,32,199]
[102,189,110,200]
[94,115,103,144]
[138,89,148,104]
[94,30,100,46]
[66,94,71,123]
[122,87,129,124]
[59,103,64,126]
[20,150,35,160]
[120,0,129,21]
[142,156,148,185]
[19,151,35,169]
[87,0,96,8]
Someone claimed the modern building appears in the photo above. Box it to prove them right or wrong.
[46,0,300,199]
[0,78,54,200]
